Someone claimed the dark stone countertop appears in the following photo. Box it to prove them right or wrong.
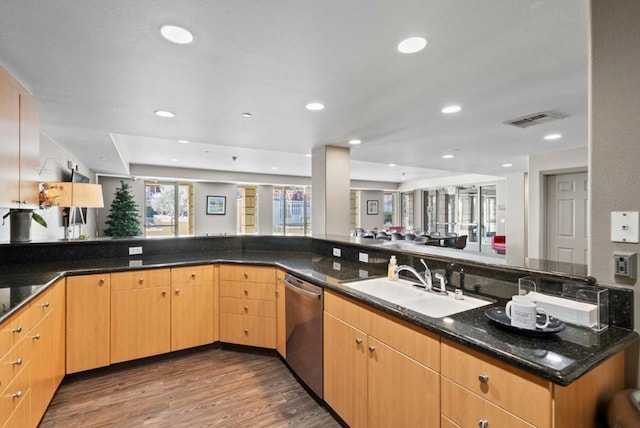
[1,250,636,387]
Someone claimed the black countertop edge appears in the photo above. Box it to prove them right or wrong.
[1,251,637,387]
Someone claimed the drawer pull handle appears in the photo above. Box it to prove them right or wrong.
[478,419,489,428]
[162,291,167,296]
[244,272,248,278]
[41,302,50,308]
[355,338,363,344]
[139,277,144,283]
[12,391,23,399]
[12,358,22,366]
[478,374,489,383]
[99,278,105,285]
[33,334,41,340]
[11,326,22,333]
[175,289,180,295]
[368,346,376,352]
[244,306,249,311]
[191,273,196,278]
[244,329,249,334]
[244,289,249,295]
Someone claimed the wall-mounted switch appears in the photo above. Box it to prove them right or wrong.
[611,211,639,243]
[333,248,341,257]
[359,252,369,263]
[614,251,637,279]
[129,246,143,255]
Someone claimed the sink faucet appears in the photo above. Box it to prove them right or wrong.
[394,259,447,295]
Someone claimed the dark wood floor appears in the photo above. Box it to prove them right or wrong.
[40,345,340,427]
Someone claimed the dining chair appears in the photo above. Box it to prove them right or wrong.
[404,233,416,241]
[455,235,468,249]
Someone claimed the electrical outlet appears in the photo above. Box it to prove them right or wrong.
[129,246,143,255]
[333,248,341,257]
[359,269,369,278]
[333,262,341,271]
[359,252,369,263]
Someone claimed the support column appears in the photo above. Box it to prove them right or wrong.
[311,145,350,236]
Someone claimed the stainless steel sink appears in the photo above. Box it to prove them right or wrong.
[343,277,491,318]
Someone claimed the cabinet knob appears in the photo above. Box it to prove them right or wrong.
[139,277,144,283]
[244,272,248,278]
[244,289,249,295]
[478,374,489,384]
[175,289,180,295]
[11,326,22,334]
[32,334,41,340]
[244,329,249,334]
[355,338,363,344]
[162,290,167,296]
[99,278,105,285]
[191,273,196,279]
[368,346,376,352]
[41,302,50,308]
[12,390,23,399]
[275,289,280,295]
[12,358,22,366]
[478,419,489,428]
[244,306,249,312]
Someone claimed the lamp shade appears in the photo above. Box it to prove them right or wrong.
[46,182,104,208]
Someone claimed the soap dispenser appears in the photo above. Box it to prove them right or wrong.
[388,255,398,280]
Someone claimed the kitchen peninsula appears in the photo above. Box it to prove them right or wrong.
[1,235,637,427]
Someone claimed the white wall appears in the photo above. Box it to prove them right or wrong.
[528,147,588,259]
[312,146,350,236]
[193,182,237,235]
[589,0,640,385]
[257,185,273,235]
[505,172,527,260]
[359,190,385,231]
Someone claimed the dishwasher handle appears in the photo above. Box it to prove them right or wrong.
[284,276,322,300]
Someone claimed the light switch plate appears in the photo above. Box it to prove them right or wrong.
[129,246,143,255]
[332,248,341,257]
[359,252,369,263]
[611,211,639,243]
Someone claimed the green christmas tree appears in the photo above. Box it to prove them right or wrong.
[104,181,142,237]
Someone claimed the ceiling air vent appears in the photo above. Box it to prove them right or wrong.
[503,110,569,128]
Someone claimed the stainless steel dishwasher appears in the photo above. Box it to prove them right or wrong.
[284,273,323,398]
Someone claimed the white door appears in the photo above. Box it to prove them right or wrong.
[545,172,589,264]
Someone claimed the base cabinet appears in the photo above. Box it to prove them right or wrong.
[323,291,440,428]
[275,269,286,357]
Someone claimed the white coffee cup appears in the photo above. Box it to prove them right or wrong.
[506,296,550,330]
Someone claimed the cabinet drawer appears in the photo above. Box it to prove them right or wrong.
[441,340,551,427]
[0,360,30,424]
[220,297,276,317]
[0,308,31,356]
[220,281,275,300]
[111,269,171,291]
[368,308,440,371]
[0,337,30,394]
[30,285,55,326]
[219,313,276,348]
[219,265,275,283]
[324,290,371,333]
[171,265,214,284]
[441,378,535,428]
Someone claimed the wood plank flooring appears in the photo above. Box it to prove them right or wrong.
[40,345,340,427]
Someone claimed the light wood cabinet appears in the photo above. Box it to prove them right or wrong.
[110,269,171,363]
[170,265,214,351]
[66,274,110,373]
[0,66,39,209]
[323,290,440,428]
[219,265,277,348]
[275,270,286,357]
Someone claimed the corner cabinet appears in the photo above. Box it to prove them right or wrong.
[219,265,277,348]
[0,66,39,209]
[323,290,441,428]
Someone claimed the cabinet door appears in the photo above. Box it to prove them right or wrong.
[18,93,39,207]
[275,270,286,357]
[30,311,55,425]
[111,286,170,363]
[323,313,368,428]
[367,337,440,428]
[51,280,66,389]
[219,313,276,348]
[0,70,20,208]
[171,282,214,351]
[66,274,110,373]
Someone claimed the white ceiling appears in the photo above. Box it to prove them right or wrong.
[0,0,588,184]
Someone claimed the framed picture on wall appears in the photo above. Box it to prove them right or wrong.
[366,200,379,215]
[206,196,226,215]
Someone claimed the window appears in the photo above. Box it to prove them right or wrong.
[144,182,193,238]
[273,186,311,236]
[401,192,414,230]
[383,192,394,226]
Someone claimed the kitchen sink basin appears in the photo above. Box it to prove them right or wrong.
[343,277,491,318]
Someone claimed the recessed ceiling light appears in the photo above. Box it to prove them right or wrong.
[441,105,461,114]
[99,157,107,161]
[160,25,194,44]
[171,158,179,162]
[305,154,312,157]
[271,166,278,170]
[178,140,189,144]
[305,102,325,111]
[397,37,427,54]
[155,110,175,118]
[242,112,252,118]
[442,154,454,159]
[349,139,362,145]
[502,163,513,167]
[389,163,396,167]
[544,133,562,140]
